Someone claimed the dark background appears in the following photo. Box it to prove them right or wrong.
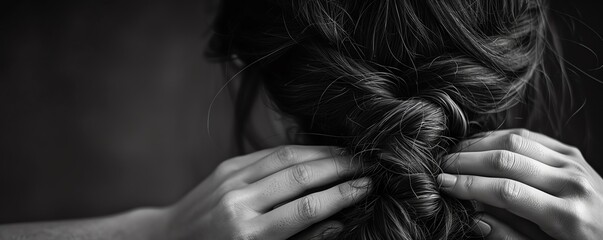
[1,0,602,224]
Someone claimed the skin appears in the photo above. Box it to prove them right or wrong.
[1,129,601,239]
[163,145,368,240]
[0,145,368,240]
[438,128,603,240]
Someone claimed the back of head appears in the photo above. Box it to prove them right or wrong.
[209,0,550,239]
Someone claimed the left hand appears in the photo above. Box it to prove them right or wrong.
[437,129,603,240]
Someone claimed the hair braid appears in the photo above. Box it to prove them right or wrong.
[209,0,556,239]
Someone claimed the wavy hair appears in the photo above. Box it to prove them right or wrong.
[208,0,561,239]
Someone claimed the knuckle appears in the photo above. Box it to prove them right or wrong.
[513,128,532,138]
[564,174,594,194]
[297,196,320,221]
[219,190,247,219]
[216,159,238,177]
[276,146,299,165]
[463,175,475,190]
[290,164,312,186]
[567,146,582,156]
[220,190,241,206]
[490,150,517,172]
[571,175,593,190]
[503,133,524,152]
[566,160,588,173]
[499,180,521,204]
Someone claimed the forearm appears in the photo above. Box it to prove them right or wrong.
[0,208,168,240]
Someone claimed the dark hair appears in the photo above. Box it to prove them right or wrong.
[208,0,561,239]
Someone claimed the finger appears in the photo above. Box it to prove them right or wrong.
[288,221,343,240]
[241,145,346,183]
[204,146,341,208]
[256,178,370,240]
[470,129,574,154]
[479,130,591,170]
[455,131,566,167]
[443,151,565,195]
[245,156,358,211]
[209,147,280,184]
[477,214,530,240]
[438,174,564,226]
[229,146,282,168]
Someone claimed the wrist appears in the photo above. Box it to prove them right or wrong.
[121,207,171,240]
[159,202,199,240]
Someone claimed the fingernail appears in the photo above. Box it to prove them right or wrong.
[437,174,457,189]
[351,177,371,186]
[349,178,371,197]
[474,220,491,236]
[332,147,348,156]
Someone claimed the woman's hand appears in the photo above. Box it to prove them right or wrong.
[438,129,603,240]
[161,145,369,240]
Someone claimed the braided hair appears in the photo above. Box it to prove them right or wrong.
[209,0,556,239]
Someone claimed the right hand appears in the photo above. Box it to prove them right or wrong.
[160,145,370,240]
[440,129,603,240]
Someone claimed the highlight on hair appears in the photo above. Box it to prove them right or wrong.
[208,0,558,239]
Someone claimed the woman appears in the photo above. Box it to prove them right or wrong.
[202,0,603,239]
[1,0,601,239]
